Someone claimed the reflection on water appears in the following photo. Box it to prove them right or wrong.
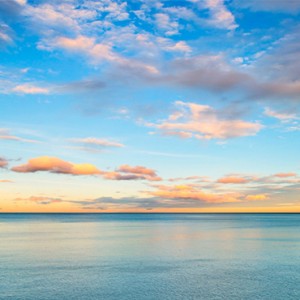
[0,214,300,299]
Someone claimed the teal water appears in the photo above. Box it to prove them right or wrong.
[0,213,300,299]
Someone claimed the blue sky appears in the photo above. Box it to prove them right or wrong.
[0,0,300,212]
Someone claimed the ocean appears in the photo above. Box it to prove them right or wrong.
[0,213,300,299]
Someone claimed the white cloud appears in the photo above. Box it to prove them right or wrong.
[154,13,179,36]
[203,0,238,30]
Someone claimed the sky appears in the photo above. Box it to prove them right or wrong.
[0,0,300,212]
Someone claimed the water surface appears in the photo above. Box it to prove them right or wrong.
[0,213,300,299]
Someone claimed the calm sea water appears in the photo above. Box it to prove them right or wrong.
[0,213,300,300]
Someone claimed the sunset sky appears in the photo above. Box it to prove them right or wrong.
[1,0,300,212]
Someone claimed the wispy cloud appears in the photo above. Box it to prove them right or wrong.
[274,173,297,178]
[0,179,13,183]
[0,128,40,143]
[70,137,124,152]
[15,196,63,205]
[0,22,14,46]
[264,107,298,122]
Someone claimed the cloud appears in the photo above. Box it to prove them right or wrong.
[146,184,241,203]
[39,34,159,75]
[12,156,102,175]
[12,84,49,94]
[162,41,191,53]
[118,164,157,177]
[11,156,162,181]
[40,35,120,63]
[3,0,300,106]
[154,13,179,36]
[0,67,51,96]
[203,0,238,30]
[70,137,124,151]
[59,79,106,93]
[264,107,298,122]
[11,0,299,105]
[21,1,147,73]
[147,101,262,140]
[162,55,253,92]
[99,48,300,104]
[0,179,13,183]
[10,167,299,209]
[162,55,300,100]
[0,22,14,46]
[234,0,300,13]
[15,196,63,205]
[70,192,237,210]
[0,0,25,18]
[274,173,297,178]
[245,194,268,201]
[217,176,249,184]
[0,128,39,143]
[23,3,93,34]
[0,157,8,168]
[70,196,161,210]
[160,0,237,31]
[0,0,25,48]
[104,164,162,181]
[169,176,211,182]
[250,28,300,102]
[264,106,300,131]
[215,172,299,186]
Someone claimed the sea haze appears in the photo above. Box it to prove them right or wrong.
[0,214,300,299]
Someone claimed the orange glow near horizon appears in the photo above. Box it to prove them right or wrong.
[2,203,300,213]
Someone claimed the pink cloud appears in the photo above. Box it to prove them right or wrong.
[148,101,262,140]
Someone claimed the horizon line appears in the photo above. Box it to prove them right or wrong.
[1,212,300,214]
